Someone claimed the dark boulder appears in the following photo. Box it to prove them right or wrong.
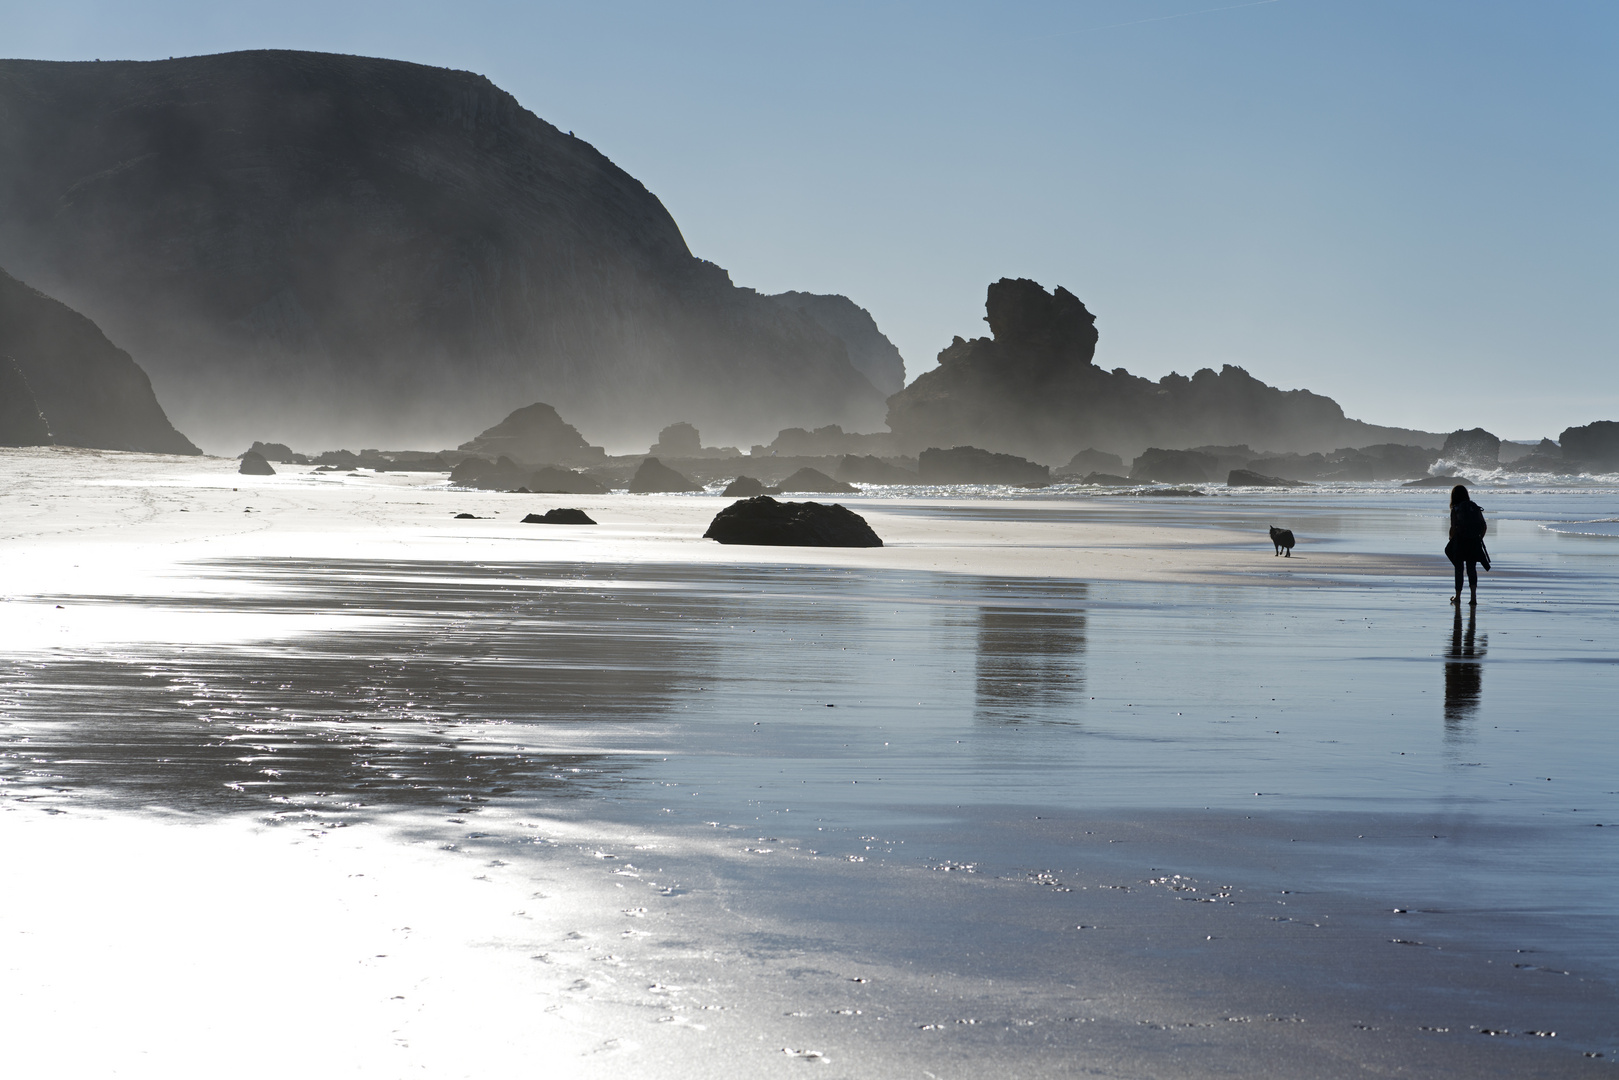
[312,449,361,468]
[454,512,478,519]
[1228,469,1310,487]
[528,466,608,494]
[835,455,917,484]
[239,450,276,475]
[649,422,702,457]
[769,467,857,494]
[1080,472,1133,486]
[1440,428,1501,466]
[918,446,1049,485]
[522,509,596,524]
[723,475,767,497]
[1061,448,1125,476]
[246,441,308,464]
[1130,448,1216,484]
[629,457,702,493]
[704,496,882,547]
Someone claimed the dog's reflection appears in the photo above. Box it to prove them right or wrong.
[1443,606,1486,723]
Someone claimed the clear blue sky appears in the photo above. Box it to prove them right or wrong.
[5,1,1615,438]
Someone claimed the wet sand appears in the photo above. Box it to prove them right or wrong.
[2,447,1616,1077]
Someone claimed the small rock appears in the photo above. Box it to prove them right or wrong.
[521,509,596,524]
[238,450,276,475]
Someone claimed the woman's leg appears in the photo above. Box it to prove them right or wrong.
[1450,550,1463,602]
[1467,561,1479,604]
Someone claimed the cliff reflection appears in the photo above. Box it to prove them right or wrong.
[1443,607,1486,725]
[974,599,1087,722]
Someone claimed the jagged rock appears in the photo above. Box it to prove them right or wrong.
[527,467,608,494]
[918,446,1049,485]
[0,356,51,446]
[1131,449,1216,484]
[0,53,888,450]
[1061,448,1125,476]
[757,425,898,458]
[459,403,607,466]
[1560,421,1619,468]
[885,278,1439,461]
[767,292,906,395]
[1228,469,1309,487]
[629,458,701,493]
[703,496,882,547]
[651,422,702,457]
[1402,474,1463,488]
[835,455,917,484]
[522,509,596,524]
[451,455,603,493]
[312,449,361,468]
[1441,428,1501,466]
[1080,472,1133,486]
[239,450,276,475]
[769,468,857,494]
[722,476,767,497]
[0,267,198,453]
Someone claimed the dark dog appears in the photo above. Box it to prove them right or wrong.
[1269,526,1295,557]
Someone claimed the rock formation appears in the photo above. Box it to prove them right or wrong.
[885,278,1440,462]
[1440,428,1501,467]
[450,455,606,493]
[767,292,906,395]
[458,404,606,467]
[246,441,308,464]
[0,51,889,451]
[1228,469,1309,487]
[238,450,276,475]
[628,458,701,493]
[917,446,1049,485]
[768,468,857,494]
[0,267,198,453]
[1079,473,1132,486]
[522,509,595,524]
[722,476,766,497]
[1560,421,1619,470]
[647,422,739,459]
[1130,449,1219,484]
[703,496,883,547]
[1060,448,1125,476]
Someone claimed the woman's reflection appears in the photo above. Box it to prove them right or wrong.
[1443,606,1486,724]
[975,606,1086,721]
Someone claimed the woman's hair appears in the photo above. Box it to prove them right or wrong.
[1450,484,1470,507]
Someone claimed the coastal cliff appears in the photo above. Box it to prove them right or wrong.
[0,51,889,451]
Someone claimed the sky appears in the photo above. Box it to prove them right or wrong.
[4,0,1616,438]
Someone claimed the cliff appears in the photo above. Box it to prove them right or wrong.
[885,279,1440,462]
[0,266,199,453]
[0,51,888,452]
[767,292,906,395]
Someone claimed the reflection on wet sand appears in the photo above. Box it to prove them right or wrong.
[1443,606,1486,724]
[974,581,1087,721]
[0,558,727,820]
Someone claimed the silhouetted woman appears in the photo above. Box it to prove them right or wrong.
[1446,484,1489,605]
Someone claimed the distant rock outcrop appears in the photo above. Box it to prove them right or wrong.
[722,475,766,497]
[768,468,857,495]
[239,450,276,475]
[703,496,883,547]
[0,51,889,451]
[1080,472,1132,486]
[451,455,606,493]
[628,458,702,493]
[885,278,1439,461]
[0,267,199,453]
[1440,428,1501,467]
[1060,448,1125,476]
[767,292,907,395]
[918,446,1050,485]
[648,422,739,459]
[246,441,308,464]
[1131,449,1217,484]
[835,455,917,484]
[1228,469,1309,487]
[458,404,606,467]
[1560,421,1619,470]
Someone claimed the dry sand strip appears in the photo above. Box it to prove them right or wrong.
[0,447,1430,590]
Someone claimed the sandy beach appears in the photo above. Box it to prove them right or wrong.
[2,446,1616,1077]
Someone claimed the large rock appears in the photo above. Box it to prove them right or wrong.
[451,455,605,493]
[703,496,883,547]
[0,267,198,453]
[1560,421,1619,469]
[246,441,307,464]
[628,458,701,493]
[239,450,276,475]
[458,403,606,467]
[1061,448,1125,476]
[0,51,889,451]
[768,467,857,494]
[722,475,766,497]
[647,421,738,459]
[1130,448,1216,484]
[1228,468,1309,487]
[918,446,1049,485]
[835,454,917,484]
[767,292,906,395]
[1440,428,1501,467]
[885,278,1439,461]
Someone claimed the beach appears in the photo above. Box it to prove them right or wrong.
[1,446,1616,1077]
